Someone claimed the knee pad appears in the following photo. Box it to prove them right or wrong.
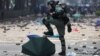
[59,35,64,40]
[59,35,64,37]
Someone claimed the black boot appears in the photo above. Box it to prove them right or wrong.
[59,51,66,56]
[44,31,53,36]
[67,23,72,33]
[59,36,66,56]
[43,18,53,36]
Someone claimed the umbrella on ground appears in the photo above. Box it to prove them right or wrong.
[22,35,55,56]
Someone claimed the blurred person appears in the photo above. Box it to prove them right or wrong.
[40,4,48,16]
[70,8,76,17]
[73,11,81,22]
[0,11,4,22]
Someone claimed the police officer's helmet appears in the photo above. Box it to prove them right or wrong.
[55,5,63,13]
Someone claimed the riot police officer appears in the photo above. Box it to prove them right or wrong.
[42,0,72,55]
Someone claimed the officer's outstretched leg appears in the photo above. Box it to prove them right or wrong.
[56,25,66,55]
[59,35,66,55]
[42,18,54,36]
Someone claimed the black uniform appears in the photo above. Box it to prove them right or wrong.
[42,1,72,55]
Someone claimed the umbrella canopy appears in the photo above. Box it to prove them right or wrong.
[22,35,55,56]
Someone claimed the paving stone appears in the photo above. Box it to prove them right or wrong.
[68,46,71,49]
[20,40,23,43]
[81,28,86,29]
[94,47,97,49]
[3,31,6,33]
[5,53,8,55]
[82,45,86,48]
[16,43,21,46]
[6,28,10,31]
[98,35,100,37]
[36,29,38,30]
[25,28,29,29]
[3,51,7,53]
[31,25,34,26]
[74,48,78,51]
[7,26,11,27]
[13,28,15,29]
[82,34,85,36]
[95,30,99,31]
[93,42,96,44]
[22,30,25,31]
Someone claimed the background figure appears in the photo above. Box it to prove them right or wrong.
[72,11,81,22]
[0,11,4,22]
[40,4,48,16]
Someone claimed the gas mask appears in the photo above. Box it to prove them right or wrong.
[55,5,63,13]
